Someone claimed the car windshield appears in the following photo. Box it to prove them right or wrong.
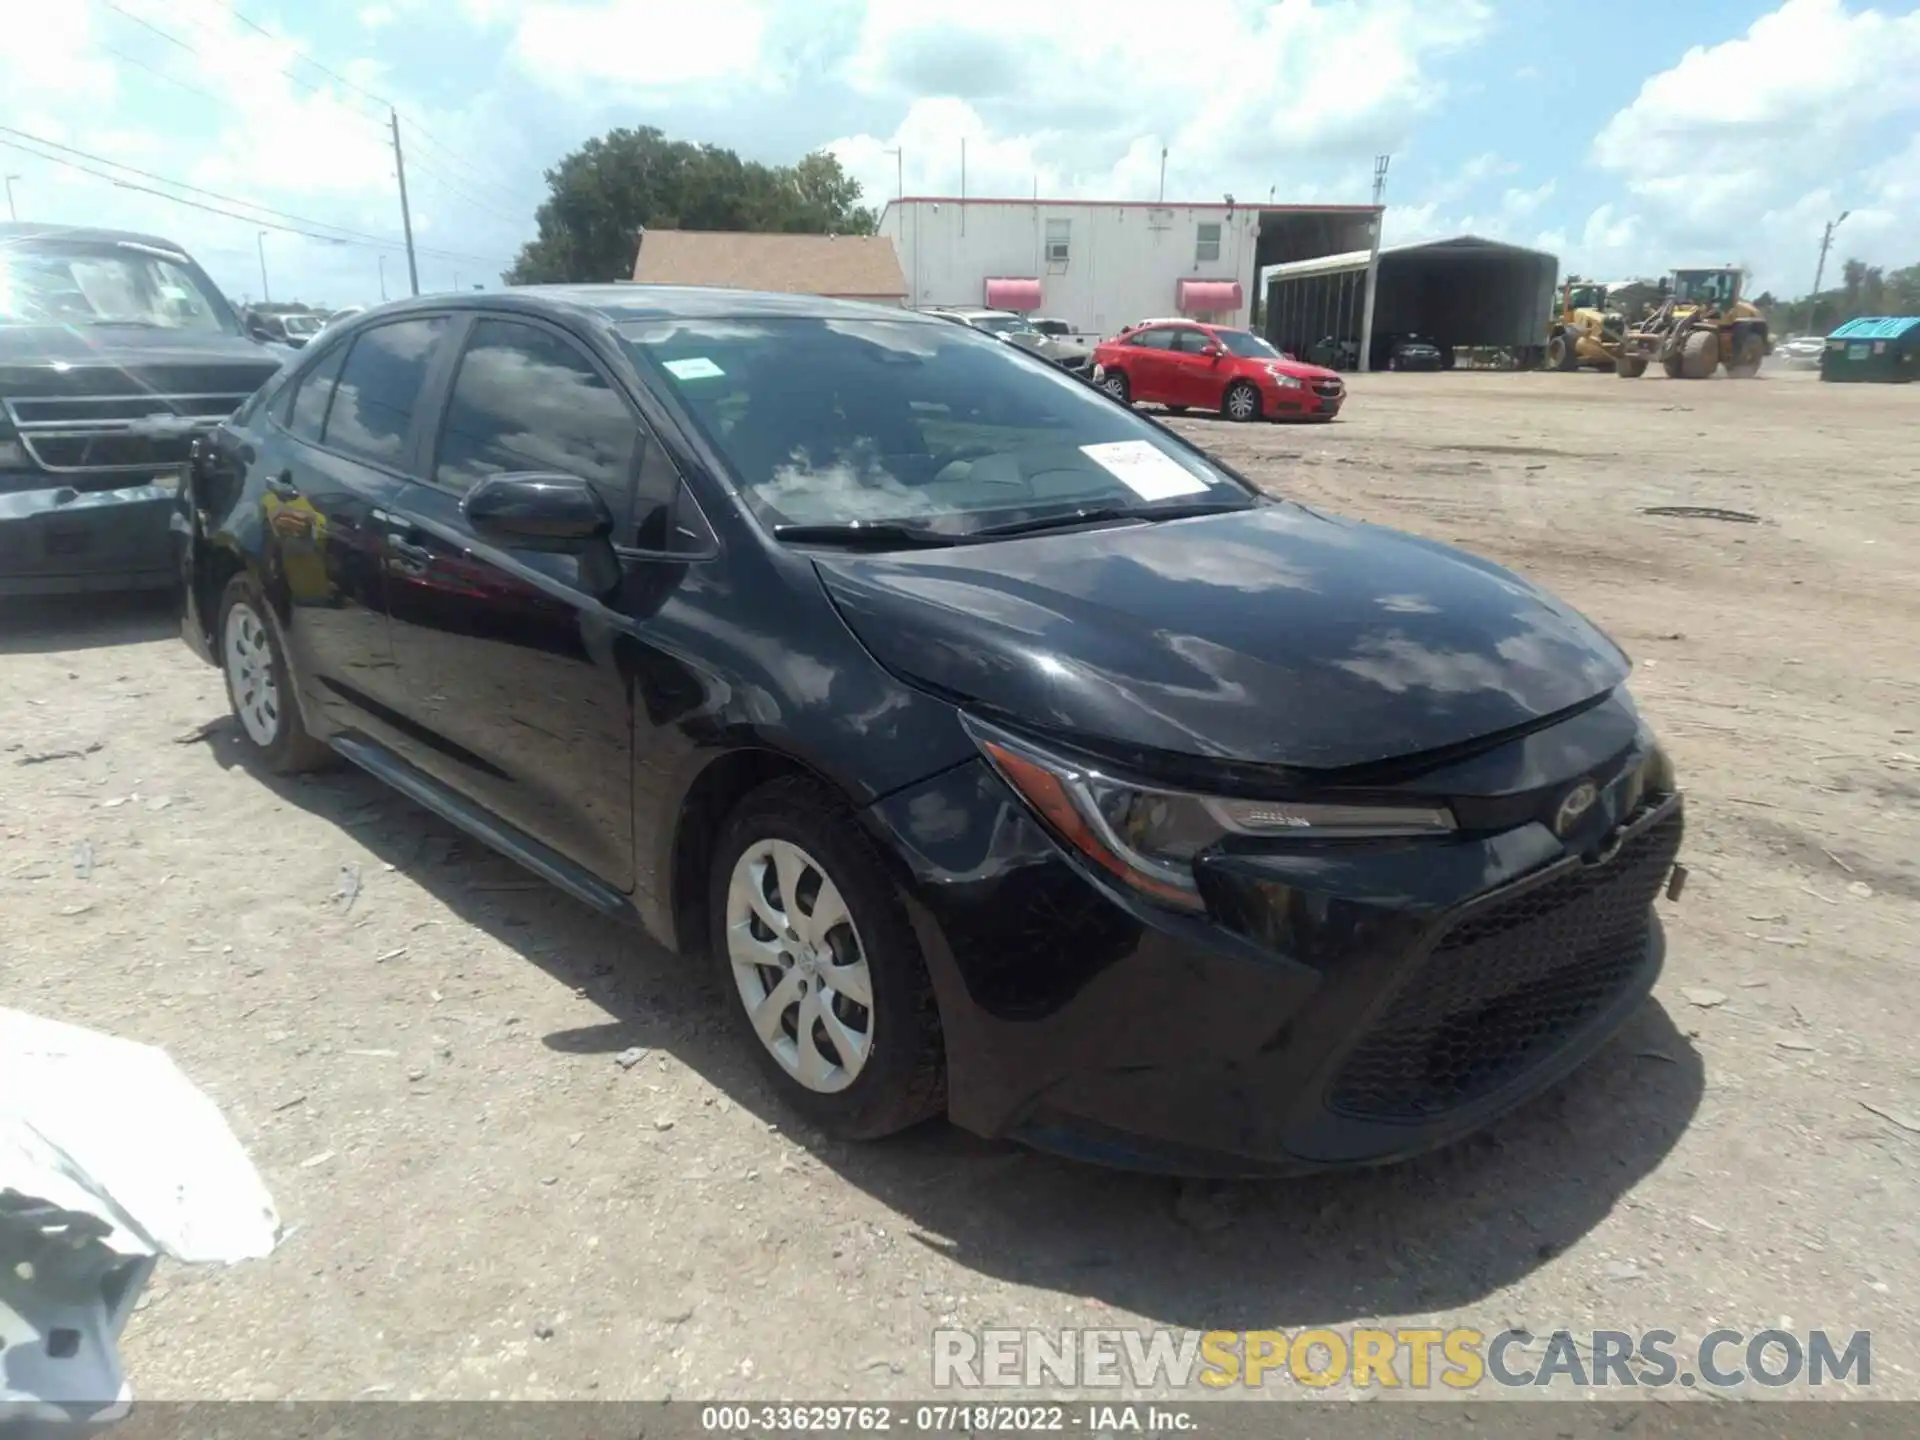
[620,315,1255,535]
[0,240,235,332]
[1213,329,1281,359]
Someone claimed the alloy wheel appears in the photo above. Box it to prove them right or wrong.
[1101,374,1127,399]
[1227,384,1258,420]
[725,838,875,1094]
[224,601,282,747]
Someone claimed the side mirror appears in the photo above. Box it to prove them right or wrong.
[464,472,612,553]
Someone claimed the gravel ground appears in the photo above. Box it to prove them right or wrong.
[2,366,1916,1404]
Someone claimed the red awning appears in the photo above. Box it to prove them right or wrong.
[984,277,1042,311]
[1178,279,1244,313]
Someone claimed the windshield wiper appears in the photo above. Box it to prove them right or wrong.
[965,498,1254,540]
[771,521,964,549]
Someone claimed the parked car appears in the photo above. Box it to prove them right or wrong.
[0,223,287,596]
[1381,333,1446,371]
[923,306,1093,374]
[1775,335,1825,368]
[1307,335,1360,370]
[279,313,325,348]
[177,286,1685,1175]
[1092,320,1345,421]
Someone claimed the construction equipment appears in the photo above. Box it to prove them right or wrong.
[1546,279,1626,371]
[1611,267,1769,380]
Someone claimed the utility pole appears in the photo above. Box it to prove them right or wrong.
[1809,209,1849,336]
[1158,148,1168,203]
[378,254,388,301]
[960,138,966,236]
[390,107,420,297]
[883,147,902,201]
[4,174,18,221]
[1358,154,1390,373]
[256,231,270,303]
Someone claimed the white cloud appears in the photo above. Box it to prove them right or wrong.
[829,0,1490,206]
[1587,0,1920,286]
[507,0,773,90]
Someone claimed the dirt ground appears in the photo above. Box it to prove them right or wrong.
[2,366,1916,1404]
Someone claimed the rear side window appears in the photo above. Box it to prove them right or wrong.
[322,316,448,469]
[1128,328,1176,350]
[434,319,639,513]
[283,343,349,444]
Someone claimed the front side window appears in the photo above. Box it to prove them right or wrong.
[322,317,449,470]
[620,316,1253,537]
[1196,222,1222,263]
[1171,328,1217,354]
[0,240,236,334]
[434,319,640,519]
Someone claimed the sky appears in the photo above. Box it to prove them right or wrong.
[3,0,1917,308]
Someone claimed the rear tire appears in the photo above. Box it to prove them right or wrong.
[1222,380,1261,422]
[218,575,331,774]
[708,775,946,1140]
[1099,370,1131,405]
[1726,331,1765,378]
[1616,356,1649,378]
[1681,329,1720,379]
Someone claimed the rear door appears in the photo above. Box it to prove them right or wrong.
[381,313,663,889]
[1120,326,1178,403]
[258,315,452,740]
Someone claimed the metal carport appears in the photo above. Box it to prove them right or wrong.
[1263,235,1558,371]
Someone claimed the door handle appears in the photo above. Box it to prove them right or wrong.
[265,470,299,500]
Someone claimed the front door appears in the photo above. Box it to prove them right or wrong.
[382,313,660,890]
[258,316,451,741]
[1167,326,1224,407]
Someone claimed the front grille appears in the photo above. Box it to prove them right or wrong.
[4,393,245,477]
[1328,809,1683,1121]
[1314,381,1343,397]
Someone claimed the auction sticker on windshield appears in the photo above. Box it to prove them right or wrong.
[1080,441,1211,501]
[664,356,725,380]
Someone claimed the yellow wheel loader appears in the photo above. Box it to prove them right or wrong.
[1546,280,1625,372]
[1611,268,1769,380]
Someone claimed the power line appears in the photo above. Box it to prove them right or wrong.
[0,129,507,266]
[221,1,527,215]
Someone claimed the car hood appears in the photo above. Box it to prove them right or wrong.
[814,504,1629,770]
[0,325,284,397]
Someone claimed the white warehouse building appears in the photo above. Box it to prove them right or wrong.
[878,196,1379,339]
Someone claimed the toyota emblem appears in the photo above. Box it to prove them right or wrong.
[1554,780,1599,837]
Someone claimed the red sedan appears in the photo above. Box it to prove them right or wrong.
[1091,320,1345,422]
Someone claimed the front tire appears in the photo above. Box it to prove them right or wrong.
[1099,370,1131,405]
[1222,380,1261,422]
[708,776,945,1140]
[218,575,330,774]
[1680,329,1720,379]
[1547,333,1577,371]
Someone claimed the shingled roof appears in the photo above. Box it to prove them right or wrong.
[631,229,907,300]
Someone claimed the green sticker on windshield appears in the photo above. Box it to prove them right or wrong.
[664,356,725,380]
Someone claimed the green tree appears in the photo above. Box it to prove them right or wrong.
[507,127,877,284]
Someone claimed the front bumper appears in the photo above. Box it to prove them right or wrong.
[1262,381,1344,418]
[0,476,179,597]
[868,760,1683,1176]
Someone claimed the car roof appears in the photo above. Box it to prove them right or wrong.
[0,221,198,255]
[358,285,950,328]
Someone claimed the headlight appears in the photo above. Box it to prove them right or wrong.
[964,716,1457,911]
[1265,367,1303,388]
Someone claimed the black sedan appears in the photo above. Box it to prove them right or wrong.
[176,286,1684,1175]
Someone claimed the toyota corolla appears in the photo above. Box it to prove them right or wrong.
[176,287,1684,1175]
